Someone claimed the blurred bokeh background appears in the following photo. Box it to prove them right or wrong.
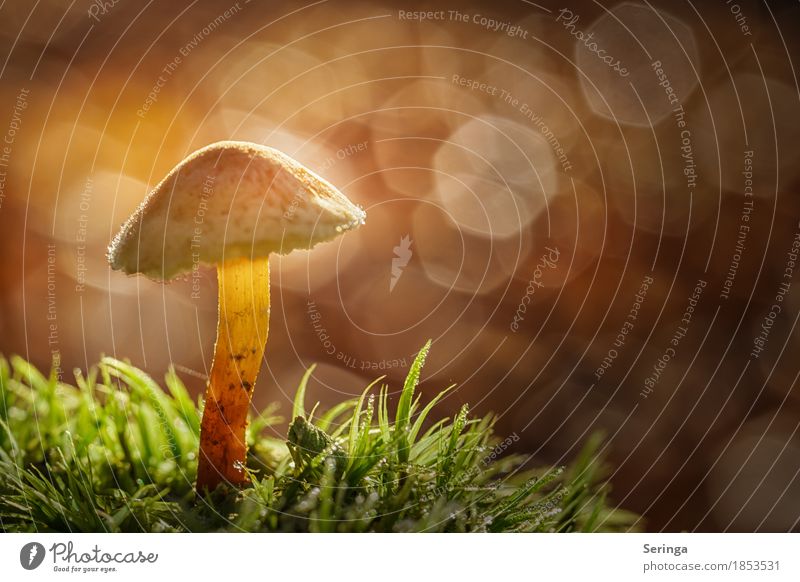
[1,0,800,532]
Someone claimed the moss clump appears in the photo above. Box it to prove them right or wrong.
[0,342,638,532]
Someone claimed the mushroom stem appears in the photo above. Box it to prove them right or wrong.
[196,256,270,493]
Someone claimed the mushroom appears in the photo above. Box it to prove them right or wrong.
[107,141,365,493]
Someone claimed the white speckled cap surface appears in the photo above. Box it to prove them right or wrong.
[108,141,366,280]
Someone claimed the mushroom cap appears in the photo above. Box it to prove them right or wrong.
[108,141,365,280]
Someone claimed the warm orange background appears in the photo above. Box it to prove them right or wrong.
[1,0,799,531]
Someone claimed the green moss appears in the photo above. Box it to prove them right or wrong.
[0,343,638,532]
